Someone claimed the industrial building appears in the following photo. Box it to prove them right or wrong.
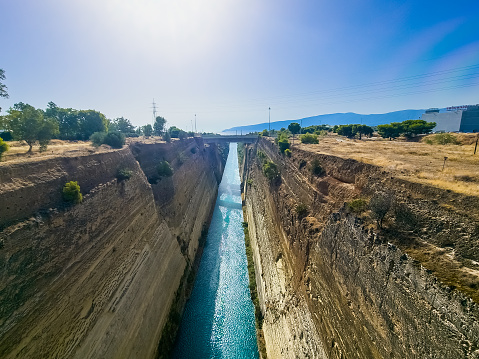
[421,105,479,132]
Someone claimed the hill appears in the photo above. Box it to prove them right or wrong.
[223,109,426,134]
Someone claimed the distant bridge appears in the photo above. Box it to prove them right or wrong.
[200,135,259,144]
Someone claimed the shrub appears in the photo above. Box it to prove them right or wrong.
[394,202,417,230]
[278,137,290,153]
[284,148,292,157]
[261,129,269,136]
[246,178,253,186]
[0,137,9,159]
[116,168,133,181]
[347,198,368,214]
[163,131,171,142]
[90,131,106,147]
[257,150,267,162]
[103,131,125,148]
[190,146,197,154]
[157,160,173,177]
[62,181,83,204]
[295,203,308,218]
[370,192,393,228]
[310,158,323,176]
[424,133,460,145]
[300,133,319,144]
[177,153,187,166]
[263,161,280,182]
[298,159,307,169]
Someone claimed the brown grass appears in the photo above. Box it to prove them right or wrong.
[296,133,479,196]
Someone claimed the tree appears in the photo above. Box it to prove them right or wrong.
[77,110,108,140]
[263,161,280,182]
[109,117,134,135]
[352,124,373,139]
[336,124,354,138]
[261,129,269,136]
[401,119,436,138]
[163,130,171,142]
[0,137,8,160]
[168,126,182,138]
[288,122,301,135]
[178,130,187,140]
[370,192,393,229]
[143,124,153,137]
[0,69,8,99]
[377,123,403,140]
[45,102,79,140]
[154,116,167,136]
[5,103,59,152]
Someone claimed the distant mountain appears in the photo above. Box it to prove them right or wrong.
[222,109,427,134]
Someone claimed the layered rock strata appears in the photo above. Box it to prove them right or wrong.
[241,138,479,359]
[0,138,225,359]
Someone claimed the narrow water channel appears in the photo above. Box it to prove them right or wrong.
[172,143,259,358]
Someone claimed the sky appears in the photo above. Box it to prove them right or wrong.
[1,0,479,132]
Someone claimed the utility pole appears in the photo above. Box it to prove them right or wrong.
[268,107,271,131]
[151,99,158,125]
[195,114,197,134]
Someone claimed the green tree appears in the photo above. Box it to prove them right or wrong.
[288,122,301,136]
[263,161,280,182]
[0,69,8,100]
[377,123,403,140]
[90,132,106,147]
[143,124,153,137]
[163,130,171,142]
[336,124,354,138]
[5,103,59,152]
[77,110,108,140]
[178,130,187,140]
[277,134,290,153]
[0,137,8,160]
[154,116,167,136]
[261,129,269,136]
[168,126,182,138]
[401,119,436,138]
[109,117,135,135]
[45,102,80,140]
[352,124,373,139]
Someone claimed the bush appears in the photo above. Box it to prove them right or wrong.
[263,161,280,182]
[90,131,106,147]
[157,160,173,177]
[300,133,319,144]
[394,202,417,230]
[0,137,9,160]
[298,159,307,169]
[424,133,460,145]
[62,181,83,204]
[347,198,368,214]
[278,137,290,153]
[284,148,291,157]
[190,146,197,154]
[116,168,133,181]
[370,192,393,228]
[163,131,171,142]
[257,150,267,162]
[295,203,308,218]
[310,158,323,176]
[103,131,125,148]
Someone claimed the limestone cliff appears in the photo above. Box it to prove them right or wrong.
[241,138,479,359]
[0,138,226,358]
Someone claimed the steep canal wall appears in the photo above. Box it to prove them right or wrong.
[0,138,226,359]
[241,138,479,359]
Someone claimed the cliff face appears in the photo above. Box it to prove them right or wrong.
[241,138,479,359]
[0,138,225,359]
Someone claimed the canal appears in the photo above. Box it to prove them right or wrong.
[172,143,259,358]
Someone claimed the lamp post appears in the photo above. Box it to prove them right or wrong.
[269,107,271,131]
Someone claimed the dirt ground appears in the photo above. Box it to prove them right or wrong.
[293,133,479,196]
[0,137,168,165]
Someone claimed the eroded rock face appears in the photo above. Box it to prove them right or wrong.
[241,138,479,359]
[0,139,225,359]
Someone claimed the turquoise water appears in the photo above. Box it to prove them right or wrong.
[172,143,259,359]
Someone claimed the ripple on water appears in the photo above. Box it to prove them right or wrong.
[172,143,259,359]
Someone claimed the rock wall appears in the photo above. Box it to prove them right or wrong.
[241,138,479,359]
[0,138,225,359]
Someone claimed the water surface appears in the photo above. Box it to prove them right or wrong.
[172,143,259,359]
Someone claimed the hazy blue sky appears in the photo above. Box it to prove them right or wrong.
[1,0,478,132]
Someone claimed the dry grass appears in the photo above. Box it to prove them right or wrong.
[0,137,168,165]
[296,133,479,196]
